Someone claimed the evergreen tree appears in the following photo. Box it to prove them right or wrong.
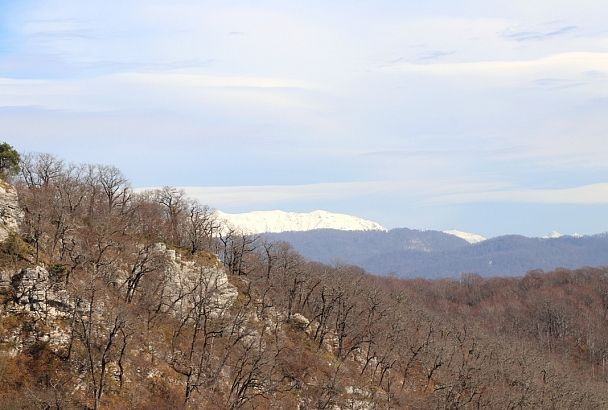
[0,142,20,177]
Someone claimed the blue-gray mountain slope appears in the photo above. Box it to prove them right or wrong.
[263,230,608,278]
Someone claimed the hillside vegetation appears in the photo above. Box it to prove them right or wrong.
[1,153,608,409]
[265,230,608,278]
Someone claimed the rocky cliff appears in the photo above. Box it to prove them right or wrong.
[1,243,238,354]
[0,182,22,242]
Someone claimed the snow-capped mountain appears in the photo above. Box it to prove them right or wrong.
[542,231,584,239]
[216,210,386,234]
[443,230,487,244]
[543,231,564,239]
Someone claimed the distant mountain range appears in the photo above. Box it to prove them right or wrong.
[217,209,608,278]
[264,230,608,279]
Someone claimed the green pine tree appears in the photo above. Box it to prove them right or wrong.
[0,142,21,177]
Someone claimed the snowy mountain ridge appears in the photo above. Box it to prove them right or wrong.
[543,231,564,239]
[443,230,487,244]
[542,231,584,239]
[216,210,386,234]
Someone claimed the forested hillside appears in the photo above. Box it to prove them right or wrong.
[265,230,608,278]
[2,152,608,409]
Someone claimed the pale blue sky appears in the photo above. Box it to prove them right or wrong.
[2,0,608,237]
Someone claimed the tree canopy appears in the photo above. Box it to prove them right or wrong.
[0,142,20,177]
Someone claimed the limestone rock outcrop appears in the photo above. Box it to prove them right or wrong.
[290,313,310,330]
[10,266,71,316]
[0,182,23,242]
[146,243,238,316]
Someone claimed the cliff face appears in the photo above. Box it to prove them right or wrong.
[1,243,238,351]
[147,242,239,316]
[0,182,23,242]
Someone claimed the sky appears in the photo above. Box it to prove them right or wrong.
[2,0,608,237]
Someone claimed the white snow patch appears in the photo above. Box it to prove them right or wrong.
[216,210,386,234]
[543,231,564,239]
[444,230,487,244]
[542,231,584,239]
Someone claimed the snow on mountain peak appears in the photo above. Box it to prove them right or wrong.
[543,231,564,239]
[443,230,487,244]
[215,210,386,234]
[542,231,584,239]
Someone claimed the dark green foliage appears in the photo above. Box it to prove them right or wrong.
[0,142,20,177]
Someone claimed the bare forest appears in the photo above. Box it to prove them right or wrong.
[1,153,608,409]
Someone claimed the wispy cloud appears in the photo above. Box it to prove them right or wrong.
[532,78,584,89]
[0,71,315,113]
[381,52,608,76]
[137,179,523,209]
[503,25,577,42]
[138,182,398,208]
[112,72,313,89]
[22,18,95,39]
[416,50,455,61]
[431,183,608,205]
[137,180,608,210]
